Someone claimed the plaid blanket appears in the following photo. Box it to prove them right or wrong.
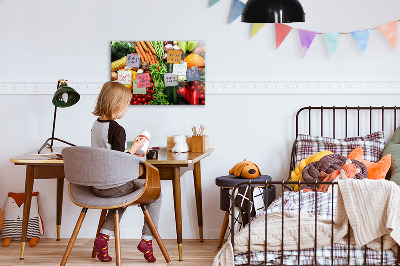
[234,191,397,265]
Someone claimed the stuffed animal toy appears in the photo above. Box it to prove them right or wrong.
[229,159,261,179]
[1,192,44,247]
[172,135,189,153]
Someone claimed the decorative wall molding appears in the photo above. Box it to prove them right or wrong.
[1,81,400,95]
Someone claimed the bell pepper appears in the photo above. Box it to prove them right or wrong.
[191,90,199,105]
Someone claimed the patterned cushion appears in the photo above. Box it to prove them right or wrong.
[295,131,385,166]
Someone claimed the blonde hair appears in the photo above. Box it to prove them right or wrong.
[93,81,132,120]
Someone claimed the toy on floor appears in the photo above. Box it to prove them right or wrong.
[229,159,261,179]
[1,192,44,247]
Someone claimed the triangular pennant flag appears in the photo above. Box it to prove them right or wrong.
[323,33,341,58]
[251,23,266,38]
[275,23,293,49]
[378,21,398,50]
[209,0,220,7]
[351,29,370,55]
[229,0,245,24]
[298,29,317,58]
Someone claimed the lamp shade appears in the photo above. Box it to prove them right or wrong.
[241,0,305,23]
[52,84,80,108]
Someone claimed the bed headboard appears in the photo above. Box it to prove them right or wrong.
[290,106,400,179]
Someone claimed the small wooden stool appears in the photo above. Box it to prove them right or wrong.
[215,175,275,248]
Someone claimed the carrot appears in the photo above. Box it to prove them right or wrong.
[140,41,149,52]
[147,51,155,65]
[135,42,149,63]
[146,41,157,55]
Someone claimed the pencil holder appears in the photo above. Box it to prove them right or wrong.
[191,135,209,153]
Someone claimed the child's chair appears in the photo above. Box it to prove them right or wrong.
[60,146,171,265]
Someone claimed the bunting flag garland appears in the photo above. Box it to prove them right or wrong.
[207,4,400,58]
[298,30,317,58]
[378,21,398,50]
[251,23,266,38]
[209,0,220,7]
[323,33,341,58]
[229,0,245,24]
[275,23,293,49]
[351,29,370,55]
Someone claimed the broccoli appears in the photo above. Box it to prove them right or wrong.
[111,41,135,62]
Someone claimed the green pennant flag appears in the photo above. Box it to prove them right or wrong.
[209,0,221,7]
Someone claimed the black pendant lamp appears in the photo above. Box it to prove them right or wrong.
[242,0,305,23]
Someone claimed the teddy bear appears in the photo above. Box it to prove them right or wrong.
[172,135,189,153]
[229,159,261,179]
[1,192,43,247]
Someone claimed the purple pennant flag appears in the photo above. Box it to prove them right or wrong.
[298,29,317,58]
[229,0,245,24]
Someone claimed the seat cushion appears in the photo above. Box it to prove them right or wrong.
[69,180,145,208]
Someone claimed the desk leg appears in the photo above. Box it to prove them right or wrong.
[193,161,203,242]
[56,178,64,241]
[20,165,35,259]
[172,167,183,261]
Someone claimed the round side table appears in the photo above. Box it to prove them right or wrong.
[215,175,275,248]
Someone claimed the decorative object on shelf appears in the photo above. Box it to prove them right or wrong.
[229,159,261,179]
[241,0,305,23]
[110,41,206,105]
[38,79,80,154]
[172,135,189,153]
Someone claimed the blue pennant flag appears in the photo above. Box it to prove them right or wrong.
[209,0,221,7]
[323,33,341,58]
[229,0,245,23]
[351,29,371,55]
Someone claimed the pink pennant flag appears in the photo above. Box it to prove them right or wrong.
[298,29,317,58]
[275,23,293,49]
[378,21,398,50]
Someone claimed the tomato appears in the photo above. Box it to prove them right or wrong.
[191,85,195,91]
[146,94,151,100]
[132,101,137,105]
[177,87,187,97]
[150,90,155,94]
[200,99,205,105]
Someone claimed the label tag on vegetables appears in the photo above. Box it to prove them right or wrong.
[127,54,140,68]
[167,50,181,64]
[117,71,132,84]
[173,62,187,76]
[132,82,146,94]
[136,73,151,88]
[186,67,200,82]
[164,73,178,86]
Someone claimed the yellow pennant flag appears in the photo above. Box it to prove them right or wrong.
[251,23,266,38]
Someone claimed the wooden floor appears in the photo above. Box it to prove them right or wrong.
[0,239,221,265]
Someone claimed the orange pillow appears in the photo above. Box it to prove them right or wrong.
[347,146,391,180]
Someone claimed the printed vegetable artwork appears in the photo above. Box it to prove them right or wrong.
[110,40,206,105]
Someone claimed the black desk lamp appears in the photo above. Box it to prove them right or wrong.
[241,0,305,23]
[38,79,80,154]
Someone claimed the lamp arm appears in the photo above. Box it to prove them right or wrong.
[50,105,57,148]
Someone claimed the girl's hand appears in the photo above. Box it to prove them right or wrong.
[129,137,147,154]
[134,148,149,157]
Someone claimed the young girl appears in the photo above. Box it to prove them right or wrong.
[91,81,162,263]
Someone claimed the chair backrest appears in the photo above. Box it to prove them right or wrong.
[62,146,145,187]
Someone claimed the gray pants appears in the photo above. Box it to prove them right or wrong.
[92,180,162,240]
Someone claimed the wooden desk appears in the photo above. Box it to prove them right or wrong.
[10,147,213,261]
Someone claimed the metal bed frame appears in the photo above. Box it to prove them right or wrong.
[230,106,400,266]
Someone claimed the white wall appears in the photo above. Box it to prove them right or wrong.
[1,0,400,240]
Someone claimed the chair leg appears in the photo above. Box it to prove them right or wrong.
[217,211,230,248]
[60,208,88,266]
[91,209,108,258]
[114,209,121,266]
[141,205,171,263]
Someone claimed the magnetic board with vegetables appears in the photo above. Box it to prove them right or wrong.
[111,41,206,105]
